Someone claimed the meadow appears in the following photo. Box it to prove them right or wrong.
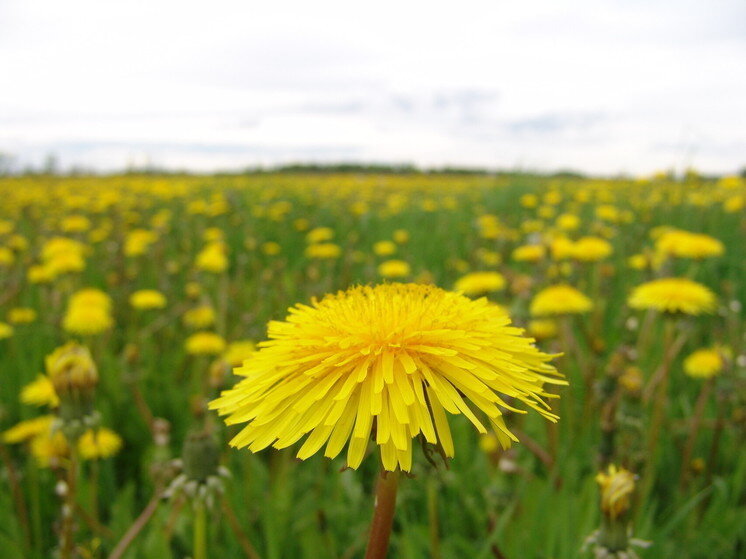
[0,171,744,559]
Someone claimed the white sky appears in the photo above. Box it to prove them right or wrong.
[1,0,745,175]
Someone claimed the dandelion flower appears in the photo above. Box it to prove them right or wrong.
[7,307,37,324]
[378,260,411,278]
[454,272,506,297]
[512,244,545,263]
[78,428,123,460]
[305,242,342,259]
[596,465,635,520]
[186,332,227,356]
[130,289,167,310]
[683,348,723,379]
[373,241,397,256]
[2,415,56,444]
[655,229,724,259]
[211,283,564,472]
[183,305,216,329]
[628,278,715,315]
[63,305,113,336]
[530,284,593,316]
[21,375,59,408]
[572,236,613,262]
[0,321,13,339]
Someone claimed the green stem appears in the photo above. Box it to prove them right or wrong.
[364,469,400,559]
[193,500,207,559]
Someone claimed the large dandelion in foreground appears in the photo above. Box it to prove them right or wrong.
[212,283,564,558]
[211,283,564,472]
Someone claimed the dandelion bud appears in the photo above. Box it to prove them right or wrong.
[597,465,635,521]
[182,431,220,483]
[45,343,98,434]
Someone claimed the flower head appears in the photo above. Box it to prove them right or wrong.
[21,375,59,408]
[454,272,506,296]
[211,283,564,472]
[530,284,593,316]
[185,332,227,356]
[378,259,411,278]
[78,428,123,460]
[596,465,636,520]
[683,348,724,379]
[130,289,167,310]
[628,278,716,315]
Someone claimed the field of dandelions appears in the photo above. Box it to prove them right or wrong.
[0,172,744,559]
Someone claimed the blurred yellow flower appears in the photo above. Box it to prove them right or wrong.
[512,244,546,263]
[185,332,227,356]
[530,284,593,316]
[683,348,724,379]
[454,272,506,296]
[7,307,37,324]
[596,465,635,520]
[183,305,216,329]
[0,321,13,339]
[305,242,342,259]
[196,242,229,273]
[2,415,55,444]
[63,305,113,336]
[572,236,613,262]
[628,278,715,315]
[21,375,59,408]
[378,259,411,278]
[528,319,558,340]
[78,428,123,460]
[655,229,724,259]
[306,227,334,244]
[373,240,397,256]
[130,289,167,310]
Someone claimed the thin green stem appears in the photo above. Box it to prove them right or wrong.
[193,500,207,559]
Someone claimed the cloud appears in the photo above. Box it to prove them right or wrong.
[0,0,744,174]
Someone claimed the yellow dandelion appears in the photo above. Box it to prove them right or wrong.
[130,289,167,310]
[628,278,716,315]
[306,227,334,244]
[373,240,397,256]
[655,229,724,259]
[378,259,411,278]
[528,319,558,340]
[454,272,506,297]
[512,244,546,263]
[596,465,635,520]
[222,340,257,367]
[21,375,59,408]
[69,288,112,312]
[572,236,613,262]
[2,415,56,444]
[305,242,342,259]
[683,348,724,379]
[530,284,593,316]
[185,332,227,356]
[30,429,69,466]
[183,305,216,329]
[0,321,13,340]
[78,428,123,460]
[211,283,564,473]
[195,243,228,273]
[7,307,37,324]
[63,305,113,336]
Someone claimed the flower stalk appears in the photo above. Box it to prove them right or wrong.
[364,468,400,559]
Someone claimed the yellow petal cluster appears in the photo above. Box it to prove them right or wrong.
[628,278,716,315]
[211,283,564,472]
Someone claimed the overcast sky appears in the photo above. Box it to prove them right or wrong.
[1,0,745,175]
